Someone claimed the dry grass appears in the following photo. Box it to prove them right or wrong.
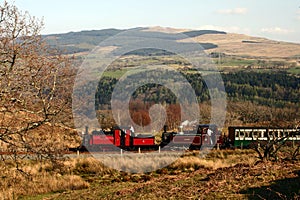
[2,149,299,199]
[179,33,300,58]
[0,159,91,200]
[95,152,184,173]
[38,153,300,200]
[0,172,89,200]
[135,27,300,59]
[168,149,257,172]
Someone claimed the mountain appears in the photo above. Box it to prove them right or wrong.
[43,27,300,60]
[44,28,123,54]
[44,27,227,55]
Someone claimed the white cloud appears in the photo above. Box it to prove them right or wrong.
[216,8,247,15]
[261,27,293,34]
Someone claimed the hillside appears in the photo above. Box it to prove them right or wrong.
[44,28,123,54]
[44,27,223,55]
[183,32,300,58]
[44,27,300,60]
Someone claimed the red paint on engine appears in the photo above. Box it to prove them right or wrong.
[114,130,121,146]
[133,138,155,146]
[92,135,114,145]
[125,130,130,146]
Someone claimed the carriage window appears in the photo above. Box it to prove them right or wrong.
[269,131,273,135]
[269,131,274,138]
[235,131,239,137]
[263,131,268,137]
[245,131,250,137]
[249,131,253,137]
[239,131,245,138]
[284,131,289,137]
[291,131,296,137]
[253,131,258,138]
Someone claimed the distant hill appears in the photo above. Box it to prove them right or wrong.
[44,28,124,54]
[43,28,223,55]
[43,26,300,59]
[179,32,300,58]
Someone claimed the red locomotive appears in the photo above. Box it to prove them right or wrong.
[161,124,222,150]
[80,124,223,151]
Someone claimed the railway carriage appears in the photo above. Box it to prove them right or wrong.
[228,126,300,148]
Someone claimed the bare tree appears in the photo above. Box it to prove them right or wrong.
[291,121,300,160]
[254,127,299,161]
[254,134,287,161]
[0,1,77,165]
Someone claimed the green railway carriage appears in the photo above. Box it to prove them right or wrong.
[228,126,300,148]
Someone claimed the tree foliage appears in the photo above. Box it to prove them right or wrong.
[93,70,299,127]
[95,71,299,107]
[0,1,77,164]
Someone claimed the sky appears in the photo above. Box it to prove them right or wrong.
[7,0,300,43]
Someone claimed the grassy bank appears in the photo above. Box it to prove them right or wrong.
[1,149,299,199]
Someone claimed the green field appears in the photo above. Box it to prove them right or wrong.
[288,66,300,74]
[102,68,129,78]
[212,57,258,67]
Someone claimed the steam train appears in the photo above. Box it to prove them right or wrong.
[78,124,300,152]
[80,124,223,151]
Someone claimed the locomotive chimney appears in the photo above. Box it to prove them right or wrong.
[163,125,168,132]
